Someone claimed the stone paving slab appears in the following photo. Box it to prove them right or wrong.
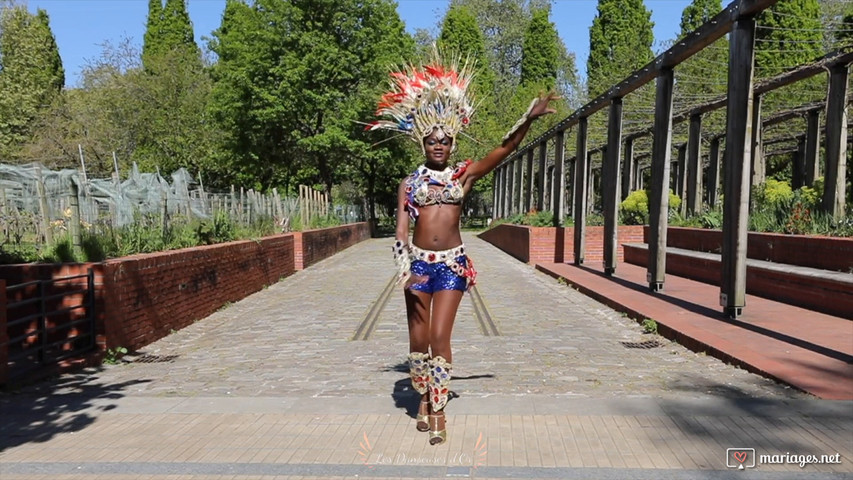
[1,234,850,479]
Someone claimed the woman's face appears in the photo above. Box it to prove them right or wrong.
[423,129,453,167]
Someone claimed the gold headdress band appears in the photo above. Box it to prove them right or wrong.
[366,48,475,153]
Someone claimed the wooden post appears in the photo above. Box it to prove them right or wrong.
[750,93,765,187]
[160,189,168,233]
[0,188,7,240]
[35,165,53,248]
[686,114,703,215]
[491,168,499,219]
[707,137,722,206]
[720,14,757,319]
[240,187,246,224]
[537,141,547,211]
[552,131,567,227]
[514,154,524,214]
[804,109,820,186]
[77,144,89,190]
[793,136,806,189]
[603,99,623,275]
[822,63,849,220]
[676,144,687,214]
[69,180,82,257]
[501,165,510,217]
[525,149,535,212]
[573,117,589,265]
[648,67,675,292]
[587,156,595,215]
[621,138,635,201]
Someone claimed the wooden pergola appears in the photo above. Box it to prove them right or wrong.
[491,0,850,318]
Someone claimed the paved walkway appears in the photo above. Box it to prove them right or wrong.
[1,234,851,479]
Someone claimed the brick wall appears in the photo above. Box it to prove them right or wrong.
[1,223,371,383]
[293,223,371,270]
[99,234,296,351]
[644,226,853,272]
[479,224,645,264]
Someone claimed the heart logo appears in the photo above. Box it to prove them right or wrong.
[733,451,748,464]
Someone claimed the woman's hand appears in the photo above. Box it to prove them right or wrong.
[528,91,560,120]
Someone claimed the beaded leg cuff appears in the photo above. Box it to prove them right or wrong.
[408,352,430,395]
[429,356,452,411]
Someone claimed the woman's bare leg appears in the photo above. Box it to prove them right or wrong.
[405,288,433,431]
[428,289,464,362]
[405,289,432,353]
[426,289,463,445]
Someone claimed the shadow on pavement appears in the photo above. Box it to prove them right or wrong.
[641,374,851,457]
[0,370,151,452]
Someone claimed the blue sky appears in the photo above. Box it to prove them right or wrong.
[28,0,694,88]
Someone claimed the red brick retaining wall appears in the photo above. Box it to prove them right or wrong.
[293,223,371,270]
[479,224,645,264]
[644,226,853,272]
[1,223,370,383]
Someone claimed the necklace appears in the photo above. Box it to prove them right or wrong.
[419,164,453,184]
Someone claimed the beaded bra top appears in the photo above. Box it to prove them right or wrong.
[404,159,472,220]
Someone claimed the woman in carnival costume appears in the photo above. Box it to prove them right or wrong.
[367,49,558,445]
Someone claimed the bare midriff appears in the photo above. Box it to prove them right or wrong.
[411,190,464,250]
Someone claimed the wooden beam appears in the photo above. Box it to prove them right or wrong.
[751,94,766,187]
[603,98,624,275]
[492,168,498,219]
[621,138,635,201]
[721,14,757,319]
[707,137,722,205]
[822,63,849,219]
[524,149,534,213]
[514,153,524,214]
[537,141,547,211]
[552,130,567,226]
[573,117,589,265]
[805,109,821,186]
[648,68,675,291]
[686,114,703,214]
[500,0,780,162]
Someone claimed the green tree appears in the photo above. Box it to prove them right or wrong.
[0,2,65,160]
[520,8,559,89]
[674,0,727,113]
[587,0,654,97]
[209,0,415,213]
[143,0,200,71]
[142,0,163,66]
[835,0,853,45]
[755,0,822,79]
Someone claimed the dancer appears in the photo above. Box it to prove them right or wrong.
[369,50,558,445]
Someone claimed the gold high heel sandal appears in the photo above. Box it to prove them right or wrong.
[428,411,446,445]
[416,396,430,432]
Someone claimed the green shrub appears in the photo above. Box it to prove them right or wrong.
[619,189,681,225]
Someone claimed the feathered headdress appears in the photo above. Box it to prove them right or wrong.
[366,47,476,152]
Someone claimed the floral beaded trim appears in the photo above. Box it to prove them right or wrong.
[429,356,451,411]
[407,352,430,395]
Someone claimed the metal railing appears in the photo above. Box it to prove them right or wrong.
[3,269,96,380]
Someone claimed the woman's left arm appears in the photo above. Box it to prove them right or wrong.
[463,92,559,186]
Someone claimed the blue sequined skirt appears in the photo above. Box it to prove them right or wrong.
[408,256,469,293]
